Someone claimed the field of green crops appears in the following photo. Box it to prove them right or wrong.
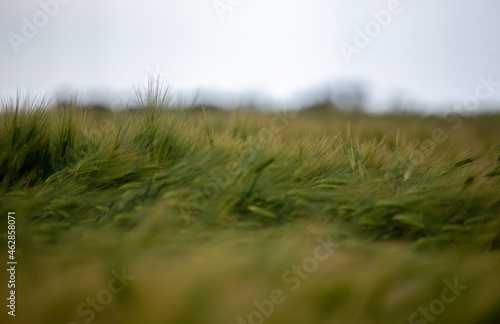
[1,90,500,324]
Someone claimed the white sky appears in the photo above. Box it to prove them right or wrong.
[1,0,500,111]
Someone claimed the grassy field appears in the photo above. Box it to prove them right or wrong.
[1,90,500,324]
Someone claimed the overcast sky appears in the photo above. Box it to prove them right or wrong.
[1,0,500,111]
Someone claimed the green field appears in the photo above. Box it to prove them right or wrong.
[1,91,500,324]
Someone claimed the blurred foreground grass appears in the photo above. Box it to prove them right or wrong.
[1,92,500,323]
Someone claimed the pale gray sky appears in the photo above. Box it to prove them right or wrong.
[1,0,500,111]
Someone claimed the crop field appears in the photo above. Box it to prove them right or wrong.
[1,90,500,324]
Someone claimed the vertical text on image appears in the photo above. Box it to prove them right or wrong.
[7,212,17,317]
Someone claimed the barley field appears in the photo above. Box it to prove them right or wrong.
[1,90,500,324]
